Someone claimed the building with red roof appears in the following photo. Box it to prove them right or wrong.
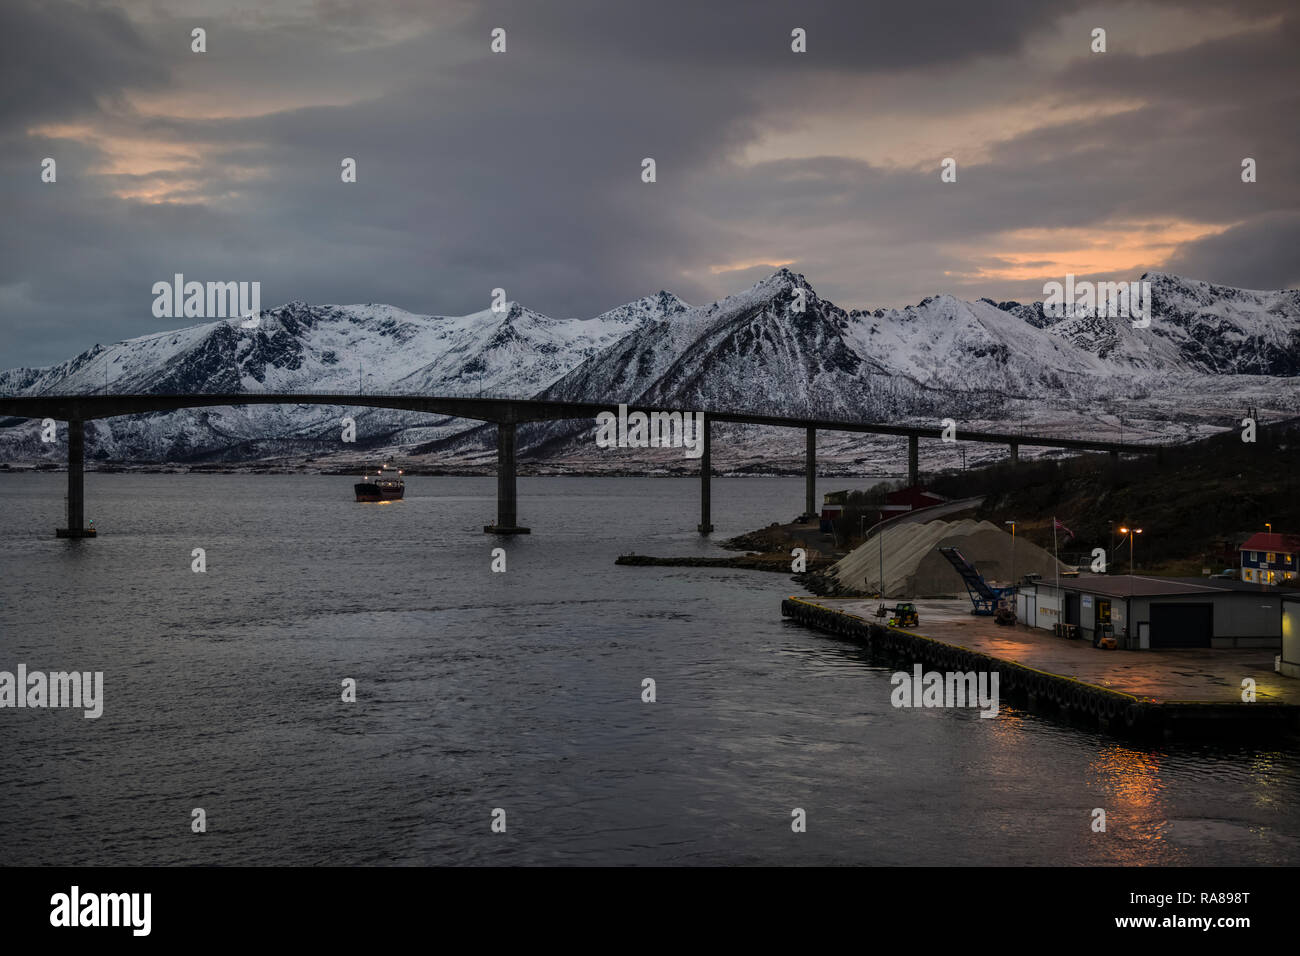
[1240,532,1300,585]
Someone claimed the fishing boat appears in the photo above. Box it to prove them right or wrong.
[354,461,405,501]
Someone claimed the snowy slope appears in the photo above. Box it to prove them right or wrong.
[1138,272,1300,374]
[844,294,1109,397]
[0,297,660,461]
[999,272,1300,375]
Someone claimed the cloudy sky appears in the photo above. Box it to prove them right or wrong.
[2,0,1297,367]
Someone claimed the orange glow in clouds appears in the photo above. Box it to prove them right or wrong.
[950,220,1238,283]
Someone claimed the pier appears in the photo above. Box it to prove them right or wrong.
[782,596,1300,737]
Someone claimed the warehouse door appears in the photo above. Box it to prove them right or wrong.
[1064,593,1080,626]
[1149,602,1212,648]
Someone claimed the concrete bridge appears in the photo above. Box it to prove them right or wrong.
[0,392,1162,537]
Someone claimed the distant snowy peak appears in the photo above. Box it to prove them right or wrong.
[1142,271,1300,310]
[707,267,823,318]
[593,290,691,324]
[986,272,1300,376]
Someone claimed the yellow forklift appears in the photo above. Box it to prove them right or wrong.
[875,602,919,628]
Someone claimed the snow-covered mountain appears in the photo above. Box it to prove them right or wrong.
[516,268,1299,468]
[538,270,1005,421]
[0,297,666,462]
[1,270,1296,471]
[993,272,1300,375]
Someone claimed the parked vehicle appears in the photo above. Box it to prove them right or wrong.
[876,603,919,628]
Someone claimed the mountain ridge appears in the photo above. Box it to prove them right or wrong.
[2,270,1297,469]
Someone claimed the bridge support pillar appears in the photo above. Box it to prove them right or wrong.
[1010,442,1019,467]
[804,427,816,522]
[698,418,713,534]
[907,434,918,486]
[56,419,95,538]
[484,422,529,534]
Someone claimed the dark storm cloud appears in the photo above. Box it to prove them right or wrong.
[458,0,1083,73]
[0,0,1297,368]
[1051,8,1300,104]
[1163,211,1300,290]
[672,3,1300,307]
[0,0,168,126]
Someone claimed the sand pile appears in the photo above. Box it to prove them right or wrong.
[827,518,1065,598]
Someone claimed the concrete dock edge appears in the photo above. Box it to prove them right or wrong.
[781,596,1300,739]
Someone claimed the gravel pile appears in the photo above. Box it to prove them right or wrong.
[826,518,1066,598]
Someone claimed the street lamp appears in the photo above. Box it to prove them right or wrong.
[1119,526,1142,586]
[878,519,886,599]
[1118,525,1142,646]
[1004,520,1017,590]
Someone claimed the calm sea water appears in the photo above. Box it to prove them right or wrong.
[1,473,1297,866]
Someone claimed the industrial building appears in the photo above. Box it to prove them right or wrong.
[1284,597,1300,678]
[875,487,947,525]
[818,486,947,532]
[1019,574,1289,650]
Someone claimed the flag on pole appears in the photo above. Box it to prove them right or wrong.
[1053,517,1074,541]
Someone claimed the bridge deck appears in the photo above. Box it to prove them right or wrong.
[0,393,1165,452]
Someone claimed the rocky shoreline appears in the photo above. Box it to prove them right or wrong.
[791,567,874,597]
[614,552,835,573]
[612,518,846,577]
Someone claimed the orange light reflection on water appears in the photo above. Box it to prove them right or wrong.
[1092,745,1168,858]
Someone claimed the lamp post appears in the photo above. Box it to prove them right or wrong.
[1119,526,1142,646]
[878,520,885,598]
[1004,520,1017,589]
[1119,526,1142,587]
